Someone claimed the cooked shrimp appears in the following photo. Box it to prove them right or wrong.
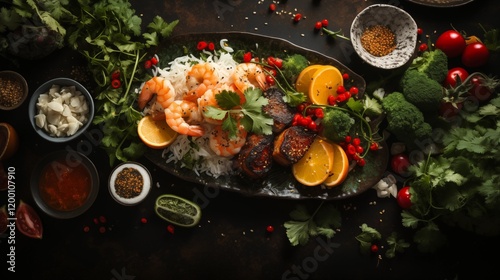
[184,63,219,102]
[138,77,175,110]
[164,100,205,137]
[231,63,268,94]
[209,124,247,157]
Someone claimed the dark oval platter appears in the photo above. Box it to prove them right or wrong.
[145,32,389,200]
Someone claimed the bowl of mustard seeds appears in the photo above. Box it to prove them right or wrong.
[350,4,418,69]
[0,71,28,110]
[108,162,152,206]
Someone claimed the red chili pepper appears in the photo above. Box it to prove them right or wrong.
[150,56,158,65]
[208,42,215,51]
[144,60,152,69]
[111,79,121,89]
[243,51,252,63]
[197,41,208,50]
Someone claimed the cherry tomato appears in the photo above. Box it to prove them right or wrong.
[418,43,428,52]
[445,67,469,88]
[397,186,412,209]
[370,244,379,253]
[469,75,493,102]
[435,30,466,58]
[391,153,411,177]
[321,19,329,27]
[273,57,283,69]
[439,101,463,120]
[461,42,489,68]
[265,75,275,86]
[293,13,302,22]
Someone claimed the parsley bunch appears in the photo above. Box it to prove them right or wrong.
[203,88,274,138]
[67,0,178,165]
[403,96,500,252]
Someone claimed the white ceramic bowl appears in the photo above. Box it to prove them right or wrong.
[109,162,152,206]
[28,77,94,143]
[350,4,418,69]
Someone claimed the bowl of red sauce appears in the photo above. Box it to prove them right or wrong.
[30,150,99,219]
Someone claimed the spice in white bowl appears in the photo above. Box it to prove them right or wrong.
[109,162,152,206]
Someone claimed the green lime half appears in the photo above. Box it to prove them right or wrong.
[154,194,201,227]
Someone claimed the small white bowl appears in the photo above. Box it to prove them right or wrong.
[350,4,418,69]
[109,162,152,206]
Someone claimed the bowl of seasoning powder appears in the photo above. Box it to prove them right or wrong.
[109,162,152,206]
[0,71,28,110]
[350,4,418,69]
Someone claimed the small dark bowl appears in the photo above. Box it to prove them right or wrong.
[28,77,94,143]
[0,71,28,110]
[30,150,99,219]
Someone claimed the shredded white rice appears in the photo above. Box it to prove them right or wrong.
[150,50,240,178]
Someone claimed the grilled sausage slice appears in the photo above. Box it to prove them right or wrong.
[236,133,274,179]
[263,88,294,135]
[272,126,317,166]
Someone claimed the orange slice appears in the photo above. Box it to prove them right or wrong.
[137,115,178,149]
[308,65,343,105]
[323,142,349,188]
[292,137,334,186]
[295,65,325,94]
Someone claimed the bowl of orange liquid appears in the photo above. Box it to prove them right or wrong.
[30,150,99,219]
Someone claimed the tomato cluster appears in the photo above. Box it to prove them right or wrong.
[327,85,359,106]
[340,136,366,167]
[292,103,323,132]
[435,29,490,68]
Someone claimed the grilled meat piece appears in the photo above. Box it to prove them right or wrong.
[263,88,294,134]
[236,133,274,179]
[272,126,317,166]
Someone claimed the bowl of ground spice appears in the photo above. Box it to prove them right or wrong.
[109,162,152,206]
[350,4,418,69]
[0,71,28,110]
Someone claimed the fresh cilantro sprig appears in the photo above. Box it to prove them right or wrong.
[203,88,274,138]
[355,223,382,254]
[284,202,341,246]
[402,96,500,252]
[67,0,178,165]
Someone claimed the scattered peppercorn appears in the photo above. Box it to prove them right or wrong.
[114,167,144,198]
[360,25,396,57]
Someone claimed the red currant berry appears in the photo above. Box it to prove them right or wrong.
[342,73,349,80]
[321,19,329,27]
[293,13,302,22]
[314,21,323,30]
[266,225,275,233]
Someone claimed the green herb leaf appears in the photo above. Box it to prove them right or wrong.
[385,232,410,259]
[355,224,381,254]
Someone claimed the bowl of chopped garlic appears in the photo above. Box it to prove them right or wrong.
[28,77,94,143]
[0,71,28,110]
[350,4,418,69]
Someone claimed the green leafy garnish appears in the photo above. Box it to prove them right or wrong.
[284,202,341,246]
[385,232,410,259]
[402,96,500,252]
[355,224,381,254]
[204,88,274,138]
[67,0,178,165]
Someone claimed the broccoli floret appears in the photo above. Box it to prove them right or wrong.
[321,108,354,142]
[282,54,309,84]
[382,92,432,149]
[401,69,443,113]
[409,49,448,83]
